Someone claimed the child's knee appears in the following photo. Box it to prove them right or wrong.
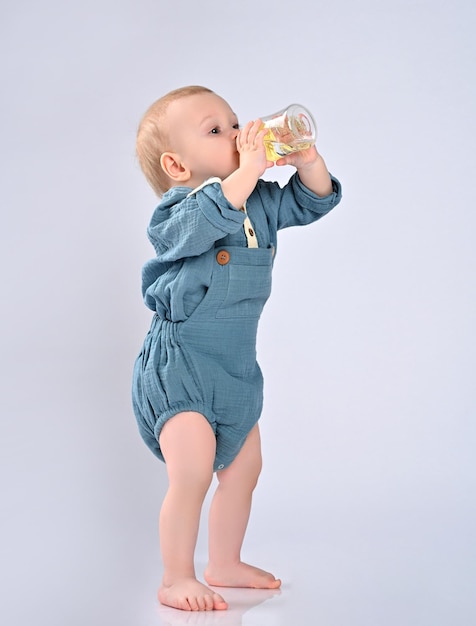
[218,452,262,490]
[168,463,214,496]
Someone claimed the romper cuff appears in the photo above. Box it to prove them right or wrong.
[293,172,342,208]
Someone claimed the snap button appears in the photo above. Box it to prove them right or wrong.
[216,250,230,265]
[217,464,225,470]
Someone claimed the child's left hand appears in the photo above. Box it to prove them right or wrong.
[275,145,320,169]
[276,145,333,197]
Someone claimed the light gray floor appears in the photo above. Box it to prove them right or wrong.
[3,463,474,626]
[155,533,475,626]
[4,532,475,626]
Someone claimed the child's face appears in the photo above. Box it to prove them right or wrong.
[166,92,241,186]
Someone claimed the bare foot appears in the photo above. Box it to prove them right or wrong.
[204,562,281,589]
[158,578,228,611]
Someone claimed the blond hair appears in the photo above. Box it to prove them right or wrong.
[136,85,214,196]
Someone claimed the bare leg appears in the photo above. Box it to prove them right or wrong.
[158,411,228,611]
[204,424,281,589]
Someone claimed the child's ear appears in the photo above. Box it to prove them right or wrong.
[160,152,191,184]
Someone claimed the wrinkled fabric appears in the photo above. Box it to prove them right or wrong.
[132,174,342,470]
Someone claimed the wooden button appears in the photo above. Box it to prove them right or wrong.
[216,250,230,265]
[248,228,255,237]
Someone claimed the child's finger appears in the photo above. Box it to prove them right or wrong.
[239,120,254,141]
[247,119,264,143]
[256,127,268,143]
[237,121,252,149]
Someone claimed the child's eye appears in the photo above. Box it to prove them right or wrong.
[233,123,240,130]
[210,127,220,134]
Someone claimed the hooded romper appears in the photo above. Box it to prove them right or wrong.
[132,174,342,471]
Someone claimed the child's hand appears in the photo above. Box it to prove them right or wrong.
[237,120,274,175]
[221,120,274,209]
[277,144,333,197]
[274,144,320,169]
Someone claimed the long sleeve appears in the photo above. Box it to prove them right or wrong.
[147,181,246,263]
[142,181,246,317]
[252,172,342,232]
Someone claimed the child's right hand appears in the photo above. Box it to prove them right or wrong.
[221,120,273,209]
[236,120,274,176]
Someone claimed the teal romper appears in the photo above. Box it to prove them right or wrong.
[132,173,342,470]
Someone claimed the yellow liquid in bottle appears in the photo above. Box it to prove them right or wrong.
[262,128,313,161]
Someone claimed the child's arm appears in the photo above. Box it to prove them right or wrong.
[276,146,333,198]
[222,121,333,204]
[220,120,273,209]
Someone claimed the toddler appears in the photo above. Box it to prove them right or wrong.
[132,85,342,611]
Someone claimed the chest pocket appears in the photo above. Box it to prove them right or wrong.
[215,247,273,319]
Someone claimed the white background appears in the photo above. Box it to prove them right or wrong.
[1,1,475,624]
